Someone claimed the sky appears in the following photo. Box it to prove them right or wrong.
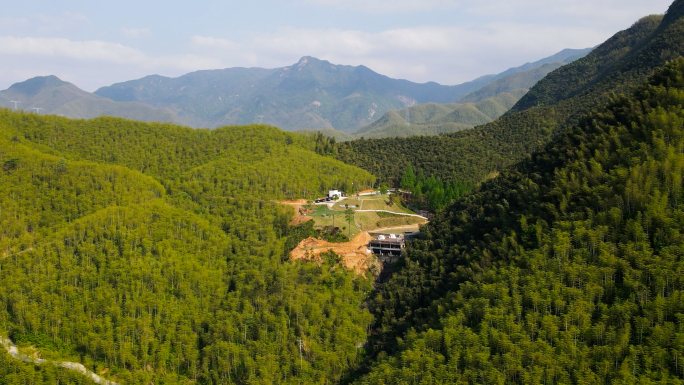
[0,0,674,92]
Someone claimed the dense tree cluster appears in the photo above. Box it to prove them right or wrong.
[0,351,96,385]
[0,113,374,384]
[399,164,472,212]
[356,57,684,384]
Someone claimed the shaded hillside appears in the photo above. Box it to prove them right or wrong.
[94,49,591,133]
[0,76,183,125]
[353,91,526,139]
[457,62,565,103]
[338,11,671,185]
[356,56,684,385]
[490,47,593,81]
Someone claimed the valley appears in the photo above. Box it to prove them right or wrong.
[2,1,684,384]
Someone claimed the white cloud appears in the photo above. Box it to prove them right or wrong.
[121,28,151,38]
[0,36,222,91]
[0,36,145,63]
[0,36,219,68]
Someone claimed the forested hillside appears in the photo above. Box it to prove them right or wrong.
[356,55,684,385]
[0,110,375,384]
[337,10,676,186]
[457,62,564,104]
[0,351,96,384]
[3,111,373,193]
[1,2,682,384]
[295,128,355,142]
[352,90,526,139]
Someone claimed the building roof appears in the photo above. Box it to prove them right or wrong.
[370,238,404,244]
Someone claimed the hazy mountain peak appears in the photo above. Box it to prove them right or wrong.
[8,75,69,97]
[0,74,184,125]
[298,57,310,67]
[290,56,344,73]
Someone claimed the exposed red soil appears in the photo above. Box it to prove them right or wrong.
[290,232,378,274]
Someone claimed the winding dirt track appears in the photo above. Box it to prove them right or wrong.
[0,336,118,385]
[354,209,427,219]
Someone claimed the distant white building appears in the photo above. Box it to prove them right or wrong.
[328,190,342,199]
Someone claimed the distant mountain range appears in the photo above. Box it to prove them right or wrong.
[345,60,575,139]
[94,56,515,132]
[0,76,183,125]
[2,48,592,134]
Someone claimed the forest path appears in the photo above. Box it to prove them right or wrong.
[277,199,313,225]
[0,335,119,385]
[354,210,428,219]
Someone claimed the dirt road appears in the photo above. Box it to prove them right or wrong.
[278,199,314,225]
[0,336,118,384]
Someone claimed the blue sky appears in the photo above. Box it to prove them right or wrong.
[0,0,673,91]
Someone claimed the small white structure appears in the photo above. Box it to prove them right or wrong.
[329,190,342,199]
[389,234,397,239]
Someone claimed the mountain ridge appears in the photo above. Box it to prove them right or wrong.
[348,59,576,139]
[0,76,184,125]
[337,10,671,187]
[352,90,527,139]
[93,49,592,132]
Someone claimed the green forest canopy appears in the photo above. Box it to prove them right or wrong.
[3,1,684,383]
[356,57,684,384]
[0,111,375,384]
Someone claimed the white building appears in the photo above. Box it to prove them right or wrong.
[328,190,342,199]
